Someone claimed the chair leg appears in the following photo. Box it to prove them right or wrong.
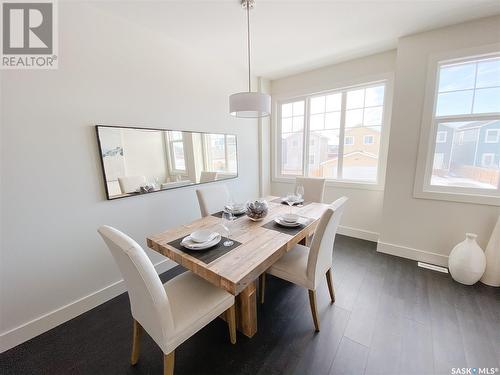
[326,268,335,303]
[164,351,175,375]
[226,304,237,344]
[308,289,320,332]
[259,273,266,304]
[130,320,142,365]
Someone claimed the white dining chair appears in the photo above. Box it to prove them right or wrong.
[196,184,231,217]
[98,225,236,375]
[296,177,326,203]
[259,196,348,331]
[199,171,218,183]
[118,175,146,194]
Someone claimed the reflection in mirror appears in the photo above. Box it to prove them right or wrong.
[96,125,238,200]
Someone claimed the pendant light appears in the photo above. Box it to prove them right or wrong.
[229,0,271,118]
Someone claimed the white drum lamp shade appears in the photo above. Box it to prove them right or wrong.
[229,0,271,119]
[229,92,271,118]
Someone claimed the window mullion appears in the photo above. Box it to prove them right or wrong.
[277,104,283,177]
[470,62,479,114]
[338,92,347,180]
[303,98,310,177]
[224,135,229,172]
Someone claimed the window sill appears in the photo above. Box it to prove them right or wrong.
[414,188,500,206]
[272,176,385,191]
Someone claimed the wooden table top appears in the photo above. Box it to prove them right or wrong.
[147,196,330,295]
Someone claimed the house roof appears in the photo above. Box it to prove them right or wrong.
[441,120,500,131]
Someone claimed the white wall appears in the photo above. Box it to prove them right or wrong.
[378,16,500,265]
[270,51,397,240]
[0,2,259,352]
[258,77,272,197]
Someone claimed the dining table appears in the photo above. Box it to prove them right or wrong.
[146,195,330,338]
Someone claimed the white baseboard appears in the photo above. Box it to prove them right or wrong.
[0,259,177,354]
[338,225,379,242]
[377,241,448,268]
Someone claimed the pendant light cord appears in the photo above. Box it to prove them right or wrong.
[246,0,251,92]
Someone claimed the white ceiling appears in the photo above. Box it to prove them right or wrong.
[91,0,500,80]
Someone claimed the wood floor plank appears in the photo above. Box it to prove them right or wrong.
[397,319,434,375]
[329,337,369,375]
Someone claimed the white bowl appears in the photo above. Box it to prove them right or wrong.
[282,213,299,223]
[190,230,215,243]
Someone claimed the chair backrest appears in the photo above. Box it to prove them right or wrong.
[97,225,174,351]
[199,171,218,183]
[307,197,348,288]
[296,177,325,203]
[196,184,230,217]
[118,175,146,194]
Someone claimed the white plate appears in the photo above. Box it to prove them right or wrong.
[181,233,221,250]
[274,217,302,227]
[281,197,304,205]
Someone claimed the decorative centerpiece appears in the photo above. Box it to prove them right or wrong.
[136,184,156,194]
[246,199,268,221]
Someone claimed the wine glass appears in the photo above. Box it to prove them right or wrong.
[225,196,235,213]
[221,211,235,247]
[296,185,304,201]
[286,192,298,213]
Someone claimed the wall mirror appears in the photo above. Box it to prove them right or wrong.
[96,125,238,200]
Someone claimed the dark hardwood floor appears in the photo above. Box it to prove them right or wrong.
[1,235,499,375]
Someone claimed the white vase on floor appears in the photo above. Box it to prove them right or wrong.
[481,216,500,287]
[448,233,486,285]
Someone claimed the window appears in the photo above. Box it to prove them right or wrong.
[416,52,500,205]
[167,131,186,172]
[277,81,388,185]
[364,135,374,145]
[280,100,305,176]
[203,134,237,173]
[345,136,354,145]
[485,129,500,143]
[436,131,447,143]
[482,153,495,167]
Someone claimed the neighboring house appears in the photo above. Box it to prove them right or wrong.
[343,126,381,156]
[434,120,500,170]
[282,132,329,175]
[318,127,381,180]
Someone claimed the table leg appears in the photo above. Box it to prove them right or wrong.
[235,281,257,338]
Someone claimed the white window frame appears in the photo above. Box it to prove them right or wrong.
[481,153,495,167]
[272,75,393,191]
[436,131,447,143]
[165,132,188,176]
[363,135,374,145]
[485,129,500,143]
[414,44,500,206]
[345,136,354,145]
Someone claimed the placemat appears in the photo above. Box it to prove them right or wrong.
[270,198,312,207]
[211,210,247,219]
[261,217,314,236]
[167,236,242,265]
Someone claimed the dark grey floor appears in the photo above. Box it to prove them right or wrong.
[1,235,499,375]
